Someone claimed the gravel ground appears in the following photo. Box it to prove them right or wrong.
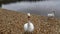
[0,9,60,34]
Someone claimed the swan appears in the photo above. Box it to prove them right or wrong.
[24,13,34,32]
[48,11,55,17]
[47,11,55,19]
[48,13,54,17]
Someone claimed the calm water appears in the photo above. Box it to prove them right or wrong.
[1,1,60,18]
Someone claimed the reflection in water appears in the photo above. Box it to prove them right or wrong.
[2,1,60,18]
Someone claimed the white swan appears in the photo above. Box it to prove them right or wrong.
[48,11,55,17]
[24,13,34,32]
[48,13,54,17]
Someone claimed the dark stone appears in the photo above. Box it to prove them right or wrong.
[24,31,33,34]
[0,32,3,34]
[0,4,2,8]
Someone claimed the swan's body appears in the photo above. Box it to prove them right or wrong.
[24,21,34,32]
[48,11,55,17]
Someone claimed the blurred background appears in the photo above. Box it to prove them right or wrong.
[0,0,60,18]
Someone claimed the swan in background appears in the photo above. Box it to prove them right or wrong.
[24,13,34,32]
[47,11,55,19]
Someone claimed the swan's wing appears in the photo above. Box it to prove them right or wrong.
[24,23,28,31]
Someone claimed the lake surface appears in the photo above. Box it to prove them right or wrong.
[1,1,60,18]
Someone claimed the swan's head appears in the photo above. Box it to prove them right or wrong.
[27,13,30,16]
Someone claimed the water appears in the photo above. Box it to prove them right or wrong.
[1,1,60,18]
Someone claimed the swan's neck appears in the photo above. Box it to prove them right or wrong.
[28,21,30,27]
